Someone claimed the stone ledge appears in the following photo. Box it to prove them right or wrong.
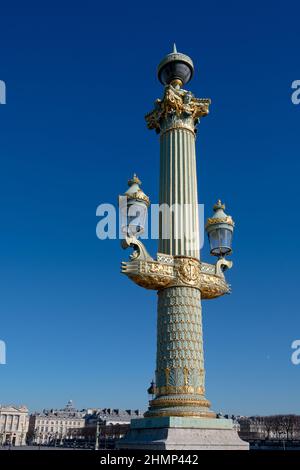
[131,417,233,430]
[117,426,249,450]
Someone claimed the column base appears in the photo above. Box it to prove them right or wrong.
[145,393,214,419]
[116,417,249,450]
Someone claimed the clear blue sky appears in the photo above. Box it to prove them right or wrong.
[0,0,299,416]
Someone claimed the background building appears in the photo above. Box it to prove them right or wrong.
[85,408,143,426]
[237,415,300,448]
[28,400,85,445]
[0,405,29,446]
[74,409,143,449]
[28,402,143,447]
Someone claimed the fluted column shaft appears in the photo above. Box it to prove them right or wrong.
[159,128,200,259]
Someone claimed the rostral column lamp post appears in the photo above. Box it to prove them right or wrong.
[117,45,249,450]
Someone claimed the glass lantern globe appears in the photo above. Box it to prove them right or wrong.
[119,174,150,238]
[205,200,234,257]
[126,200,148,237]
[157,44,194,87]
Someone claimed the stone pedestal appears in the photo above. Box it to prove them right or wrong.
[116,417,249,450]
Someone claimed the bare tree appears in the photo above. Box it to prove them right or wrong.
[280,415,297,440]
[263,416,273,440]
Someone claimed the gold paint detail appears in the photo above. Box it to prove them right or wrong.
[176,258,201,286]
[156,385,205,396]
[170,78,183,88]
[159,125,195,137]
[183,367,189,386]
[128,174,141,186]
[144,410,216,419]
[148,397,211,409]
[205,216,234,229]
[125,190,150,207]
[165,367,170,386]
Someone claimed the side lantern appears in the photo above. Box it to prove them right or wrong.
[205,200,234,257]
[119,174,150,238]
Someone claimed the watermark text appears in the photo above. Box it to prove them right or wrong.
[291,340,300,365]
[291,80,300,105]
[0,340,6,364]
[0,80,6,104]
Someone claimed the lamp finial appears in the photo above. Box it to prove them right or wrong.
[213,200,225,211]
[128,174,141,187]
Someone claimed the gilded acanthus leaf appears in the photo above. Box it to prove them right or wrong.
[145,85,211,134]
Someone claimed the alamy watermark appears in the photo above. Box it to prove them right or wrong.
[0,340,6,364]
[96,201,205,251]
[0,80,6,104]
[291,340,300,365]
[291,80,300,105]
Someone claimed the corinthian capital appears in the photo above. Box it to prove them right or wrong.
[145,85,211,134]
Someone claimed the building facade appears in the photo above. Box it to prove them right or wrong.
[75,409,143,449]
[85,408,143,426]
[0,405,29,446]
[29,400,85,445]
[238,415,300,442]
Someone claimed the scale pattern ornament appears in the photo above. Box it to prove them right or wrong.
[144,286,215,418]
[156,286,204,391]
